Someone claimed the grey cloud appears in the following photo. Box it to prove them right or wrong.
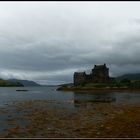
[0,2,140,84]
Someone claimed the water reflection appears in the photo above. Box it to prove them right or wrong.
[73,92,116,107]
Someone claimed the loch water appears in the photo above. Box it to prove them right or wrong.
[0,86,140,107]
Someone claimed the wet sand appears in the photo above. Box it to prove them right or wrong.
[0,100,140,138]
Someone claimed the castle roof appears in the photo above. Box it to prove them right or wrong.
[94,64,107,69]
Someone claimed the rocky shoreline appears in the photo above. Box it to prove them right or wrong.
[0,100,140,138]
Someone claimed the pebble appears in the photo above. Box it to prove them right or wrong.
[100,124,104,127]
[103,113,108,116]
[106,126,111,130]
[74,128,80,131]
[136,124,140,128]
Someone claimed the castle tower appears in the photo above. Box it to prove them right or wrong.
[92,63,109,82]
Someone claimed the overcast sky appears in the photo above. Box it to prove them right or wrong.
[0,2,140,85]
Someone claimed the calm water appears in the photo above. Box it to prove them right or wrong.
[0,86,139,107]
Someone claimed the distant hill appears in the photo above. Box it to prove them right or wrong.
[116,73,140,80]
[8,79,41,87]
[0,79,23,87]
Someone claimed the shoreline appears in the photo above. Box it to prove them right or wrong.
[1,100,140,138]
[57,87,140,93]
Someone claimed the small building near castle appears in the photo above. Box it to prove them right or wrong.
[74,64,115,85]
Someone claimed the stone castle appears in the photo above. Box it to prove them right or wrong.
[74,64,115,85]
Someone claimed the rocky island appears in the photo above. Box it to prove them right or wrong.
[57,64,140,92]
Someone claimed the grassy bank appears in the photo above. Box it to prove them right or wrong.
[57,80,140,92]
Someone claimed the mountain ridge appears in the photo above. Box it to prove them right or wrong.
[8,79,41,87]
[116,73,140,80]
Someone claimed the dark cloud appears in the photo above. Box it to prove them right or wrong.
[0,2,140,84]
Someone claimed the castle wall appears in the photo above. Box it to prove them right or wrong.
[73,64,114,85]
[74,72,86,86]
